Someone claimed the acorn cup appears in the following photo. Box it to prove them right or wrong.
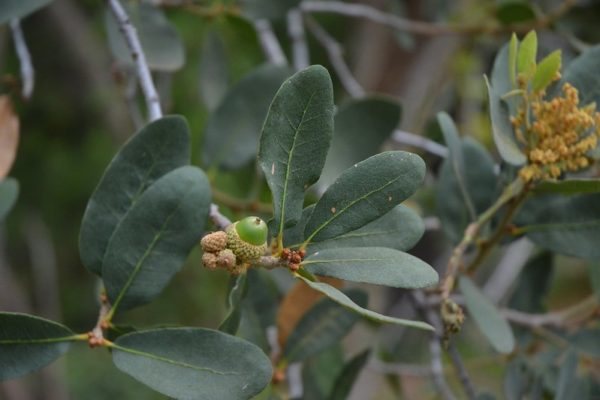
[226,216,268,264]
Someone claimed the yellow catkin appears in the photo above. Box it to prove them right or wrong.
[517,83,600,182]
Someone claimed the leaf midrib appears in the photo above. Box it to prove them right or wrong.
[277,90,318,238]
[521,218,600,233]
[0,335,78,345]
[112,343,241,376]
[303,258,384,265]
[108,188,189,314]
[305,175,404,243]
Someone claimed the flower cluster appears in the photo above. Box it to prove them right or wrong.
[512,82,600,182]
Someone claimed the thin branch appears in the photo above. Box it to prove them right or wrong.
[304,16,447,157]
[253,19,287,66]
[392,129,448,158]
[429,336,457,400]
[412,291,458,400]
[10,19,34,100]
[301,0,577,36]
[305,16,364,97]
[502,295,599,328]
[212,186,273,214]
[287,8,309,71]
[106,0,162,121]
[447,342,477,400]
[209,203,232,230]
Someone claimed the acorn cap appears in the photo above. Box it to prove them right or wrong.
[226,223,267,263]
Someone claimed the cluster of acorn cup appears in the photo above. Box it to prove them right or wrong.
[201,216,268,275]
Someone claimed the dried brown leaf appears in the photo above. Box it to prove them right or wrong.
[276,276,342,351]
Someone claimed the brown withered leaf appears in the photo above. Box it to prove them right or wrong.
[276,276,342,351]
[0,96,19,178]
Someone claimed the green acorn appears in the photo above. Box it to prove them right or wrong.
[226,216,268,263]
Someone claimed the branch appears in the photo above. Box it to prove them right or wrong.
[10,19,34,100]
[302,1,454,36]
[392,129,448,158]
[106,0,162,121]
[301,0,576,36]
[305,16,447,157]
[411,291,458,400]
[447,342,477,400]
[253,19,287,66]
[209,203,232,230]
[305,16,364,98]
[287,8,309,71]
[502,295,599,329]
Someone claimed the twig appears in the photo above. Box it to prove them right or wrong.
[392,129,448,158]
[304,16,447,157]
[305,16,364,97]
[209,203,232,230]
[440,179,525,300]
[106,0,162,121]
[212,187,273,214]
[412,291,458,400]
[89,294,111,346]
[502,295,599,328]
[447,342,477,400]
[9,19,34,100]
[429,335,457,400]
[287,9,309,71]
[253,19,287,66]
[301,0,576,36]
[287,363,303,398]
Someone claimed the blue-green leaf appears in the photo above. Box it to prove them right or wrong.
[282,290,366,363]
[0,312,76,381]
[79,116,190,276]
[562,45,600,106]
[532,179,600,196]
[436,138,497,243]
[308,205,424,253]
[518,193,600,260]
[328,350,370,400]
[112,328,272,400]
[303,247,438,289]
[203,64,292,169]
[199,30,229,112]
[318,97,401,190]
[218,273,248,335]
[297,277,434,330]
[0,177,19,222]
[102,166,211,313]
[304,151,425,243]
[485,76,527,165]
[0,0,53,25]
[460,276,515,354]
[259,65,334,238]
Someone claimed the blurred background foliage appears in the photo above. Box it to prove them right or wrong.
[1,0,600,399]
